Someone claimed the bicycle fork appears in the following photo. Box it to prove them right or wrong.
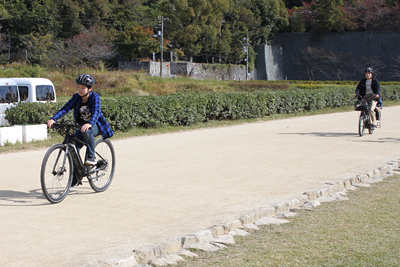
[51,148,68,177]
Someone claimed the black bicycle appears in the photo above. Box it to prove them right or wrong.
[40,121,116,204]
[355,94,380,136]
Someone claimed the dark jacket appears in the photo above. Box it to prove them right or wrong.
[50,92,114,139]
[355,78,381,98]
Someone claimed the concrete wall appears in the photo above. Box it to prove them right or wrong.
[255,45,284,80]
[272,31,400,81]
[118,61,171,78]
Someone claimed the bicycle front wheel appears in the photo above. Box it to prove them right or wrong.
[358,113,365,136]
[40,144,73,204]
[88,138,116,192]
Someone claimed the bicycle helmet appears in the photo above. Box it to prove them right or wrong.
[76,74,95,87]
[364,67,374,73]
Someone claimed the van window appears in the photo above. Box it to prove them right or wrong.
[0,85,18,103]
[36,85,55,101]
[18,86,29,101]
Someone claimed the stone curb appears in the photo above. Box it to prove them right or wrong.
[127,161,399,266]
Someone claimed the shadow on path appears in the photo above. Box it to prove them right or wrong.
[0,189,48,206]
[280,132,400,143]
[279,132,358,138]
[353,137,400,144]
[0,182,95,206]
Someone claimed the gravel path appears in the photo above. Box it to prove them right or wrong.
[1,106,399,266]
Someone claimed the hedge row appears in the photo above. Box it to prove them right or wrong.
[5,86,400,131]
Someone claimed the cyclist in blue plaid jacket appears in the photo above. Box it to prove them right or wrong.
[47,74,114,165]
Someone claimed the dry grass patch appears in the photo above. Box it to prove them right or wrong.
[176,175,400,266]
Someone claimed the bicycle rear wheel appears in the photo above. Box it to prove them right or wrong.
[358,113,365,136]
[40,144,73,204]
[88,138,116,192]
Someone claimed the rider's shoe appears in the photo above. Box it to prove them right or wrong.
[370,124,377,130]
[85,157,97,166]
[71,179,82,187]
[71,169,82,187]
[71,176,82,187]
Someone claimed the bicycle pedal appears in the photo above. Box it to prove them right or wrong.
[377,122,381,128]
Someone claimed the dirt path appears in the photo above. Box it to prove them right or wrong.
[1,107,399,266]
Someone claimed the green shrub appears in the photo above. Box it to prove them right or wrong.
[5,86,400,131]
[4,102,72,125]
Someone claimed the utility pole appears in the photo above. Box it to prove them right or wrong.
[245,29,249,81]
[8,29,10,60]
[157,16,164,77]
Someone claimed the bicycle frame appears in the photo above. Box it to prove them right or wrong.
[60,126,107,180]
[64,132,86,178]
[355,94,380,136]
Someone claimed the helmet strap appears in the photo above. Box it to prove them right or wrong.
[82,91,91,98]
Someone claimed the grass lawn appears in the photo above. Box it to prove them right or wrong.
[176,174,400,267]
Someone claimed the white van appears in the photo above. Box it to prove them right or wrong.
[13,78,56,103]
[0,78,56,126]
[0,78,19,126]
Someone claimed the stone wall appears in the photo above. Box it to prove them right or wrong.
[271,31,400,81]
[119,61,256,81]
[170,62,256,81]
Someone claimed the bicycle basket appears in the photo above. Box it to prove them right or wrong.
[355,103,369,111]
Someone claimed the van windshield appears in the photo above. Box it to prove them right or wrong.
[36,85,55,101]
[0,85,18,103]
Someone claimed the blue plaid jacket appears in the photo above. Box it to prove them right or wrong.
[51,92,114,139]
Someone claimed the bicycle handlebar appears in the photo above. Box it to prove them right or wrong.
[355,94,378,101]
[51,121,79,131]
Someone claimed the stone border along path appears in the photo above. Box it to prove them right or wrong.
[126,161,400,267]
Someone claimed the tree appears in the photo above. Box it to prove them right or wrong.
[311,0,359,34]
[391,55,400,79]
[16,28,116,69]
[222,0,288,68]
[296,47,328,80]
[108,0,154,31]
[286,9,307,32]
[65,27,116,69]
[353,55,386,77]
[216,24,232,62]
[295,47,386,81]
[162,0,229,61]
[342,0,400,31]
[116,25,165,61]
[18,33,54,65]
